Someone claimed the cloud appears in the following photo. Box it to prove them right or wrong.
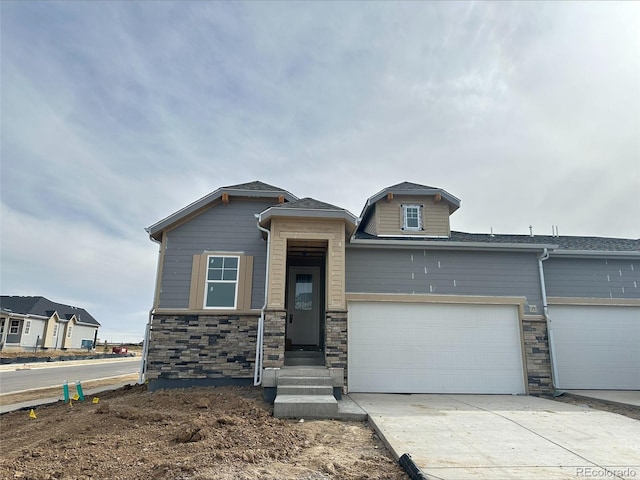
[1,1,638,341]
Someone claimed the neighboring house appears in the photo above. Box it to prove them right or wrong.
[144,181,640,397]
[0,296,100,351]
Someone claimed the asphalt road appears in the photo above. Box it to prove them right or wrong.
[0,358,141,394]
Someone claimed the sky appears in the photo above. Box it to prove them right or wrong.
[1,1,639,343]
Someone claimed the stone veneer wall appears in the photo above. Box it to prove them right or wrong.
[522,318,554,394]
[325,310,348,386]
[262,310,286,368]
[147,314,258,383]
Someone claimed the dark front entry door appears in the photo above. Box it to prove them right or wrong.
[286,266,321,346]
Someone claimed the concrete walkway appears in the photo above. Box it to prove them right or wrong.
[351,394,640,480]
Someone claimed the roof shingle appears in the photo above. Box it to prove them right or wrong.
[0,296,100,326]
[352,231,640,252]
[222,181,288,192]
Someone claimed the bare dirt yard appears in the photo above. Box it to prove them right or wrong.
[1,384,408,480]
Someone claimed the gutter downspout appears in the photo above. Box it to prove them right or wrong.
[140,234,162,384]
[537,247,558,391]
[254,215,271,386]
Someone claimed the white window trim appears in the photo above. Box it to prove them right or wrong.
[9,320,20,335]
[0,318,5,335]
[401,204,424,231]
[67,325,73,338]
[52,323,59,337]
[24,320,31,335]
[204,255,240,309]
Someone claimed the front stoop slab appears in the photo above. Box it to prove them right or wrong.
[274,394,367,421]
[274,395,338,418]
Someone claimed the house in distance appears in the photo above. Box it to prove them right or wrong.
[0,296,100,351]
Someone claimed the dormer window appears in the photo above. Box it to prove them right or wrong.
[402,204,423,231]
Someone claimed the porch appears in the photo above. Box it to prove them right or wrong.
[256,202,357,418]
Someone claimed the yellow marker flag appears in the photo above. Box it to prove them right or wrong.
[72,394,80,401]
[92,397,99,404]
[29,409,37,419]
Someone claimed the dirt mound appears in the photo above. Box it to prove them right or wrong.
[1,384,407,480]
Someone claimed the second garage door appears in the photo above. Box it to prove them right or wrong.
[348,301,526,394]
[549,304,640,390]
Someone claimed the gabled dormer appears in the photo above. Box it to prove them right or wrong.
[357,182,460,238]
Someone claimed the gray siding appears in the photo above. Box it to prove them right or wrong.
[159,200,271,309]
[345,247,543,308]
[544,257,640,299]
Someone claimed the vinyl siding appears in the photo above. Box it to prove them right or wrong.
[375,195,450,237]
[268,217,346,310]
[544,257,640,299]
[345,248,543,308]
[20,319,45,349]
[158,199,271,309]
[71,324,98,348]
[363,208,377,236]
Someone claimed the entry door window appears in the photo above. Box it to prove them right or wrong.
[295,274,313,311]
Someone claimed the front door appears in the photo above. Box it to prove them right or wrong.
[286,267,321,346]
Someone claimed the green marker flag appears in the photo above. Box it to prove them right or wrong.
[63,381,70,402]
[75,381,85,401]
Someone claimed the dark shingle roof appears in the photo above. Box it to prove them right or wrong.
[223,181,288,192]
[352,231,640,252]
[387,181,438,190]
[0,296,100,326]
[448,232,639,252]
[278,197,348,211]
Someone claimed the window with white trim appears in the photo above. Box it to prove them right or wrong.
[10,320,20,335]
[0,319,5,335]
[205,255,239,308]
[24,320,31,335]
[52,323,59,337]
[67,325,73,338]
[402,204,423,231]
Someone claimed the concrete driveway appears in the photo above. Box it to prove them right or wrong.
[350,394,640,480]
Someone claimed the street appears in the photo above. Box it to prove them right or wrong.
[0,358,141,394]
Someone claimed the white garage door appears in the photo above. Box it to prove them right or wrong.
[348,302,525,394]
[549,305,640,390]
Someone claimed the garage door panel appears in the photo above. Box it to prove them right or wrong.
[550,305,640,390]
[348,302,525,394]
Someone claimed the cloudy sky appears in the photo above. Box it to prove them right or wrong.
[1,1,638,342]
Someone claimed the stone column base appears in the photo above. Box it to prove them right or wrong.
[263,310,286,368]
[325,310,348,388]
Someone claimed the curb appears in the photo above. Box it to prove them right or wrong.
[0,353,135,365]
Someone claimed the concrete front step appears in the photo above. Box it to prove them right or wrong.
[274,394,338,419]
[277,376,334,386]
[277,385,334,396]
[279,366,332,377]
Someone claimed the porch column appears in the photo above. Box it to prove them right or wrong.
[263,309,286,368]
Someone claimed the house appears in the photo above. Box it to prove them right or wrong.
[143,181,640,404]
[0,296,100,351]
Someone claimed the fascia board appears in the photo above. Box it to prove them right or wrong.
[549,250,640,258]
[348,238,556,252]
[367,188,461,209]
[0,311,33,319]
[259,207,358,226]
[76,320,100,326]
[358,187,461,222]
[147,188,298,238]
